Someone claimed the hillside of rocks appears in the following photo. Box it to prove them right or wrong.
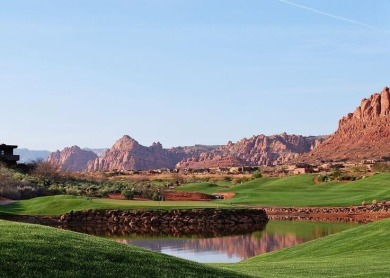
[176,133,326,169]
[47,146,98,171]
[86,135,218,171]
[299,87,390,163]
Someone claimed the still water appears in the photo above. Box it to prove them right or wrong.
[114,220,360,263]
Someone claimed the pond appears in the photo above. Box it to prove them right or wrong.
[112,220,360,263]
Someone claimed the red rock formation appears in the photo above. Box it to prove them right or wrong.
[86,135,217,171]
[176,133,326,169]
[300,87,390,163]
[47,146,98,172]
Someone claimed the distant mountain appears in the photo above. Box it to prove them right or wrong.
[87,135,218,171]
[298,86,390,163]
[15,148,50,163]
[46,132,328,172]
[47,146,98,172]
[176,133,326,169]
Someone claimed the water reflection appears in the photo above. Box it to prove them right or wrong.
[115,220,360,263]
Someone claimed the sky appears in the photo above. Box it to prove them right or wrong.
[1,0,389,151]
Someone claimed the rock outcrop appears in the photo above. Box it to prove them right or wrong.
[176,133,326,168]
[87,135,218,171]
[299,87,390,162]
[47,146,98,172]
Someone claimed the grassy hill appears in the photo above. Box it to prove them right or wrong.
[177,173,390,207]
[0,220,247,278]
[217,217,390,277]
[0,195,234,216]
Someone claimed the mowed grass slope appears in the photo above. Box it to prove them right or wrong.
[177,173,390,207]
[218,217,390,277]
[0,220,248,278]
[0,195,234,216]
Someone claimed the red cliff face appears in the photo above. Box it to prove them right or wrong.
[301,87,390,162]
[176,133,326,169]
[47,146,98,172]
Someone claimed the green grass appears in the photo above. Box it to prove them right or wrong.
[1,173,389,216]
[217,217,390,277]
[0,195,235,216]
[177,173,390,207]
[0,220,248,278]
[175,181,236,194]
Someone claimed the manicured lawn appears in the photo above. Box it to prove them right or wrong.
[175,182,233,194]
[1,173,389,216]
[0,220,248,278]
[177,173,390,207]
[217,217,390,277]
[0,195,235,216]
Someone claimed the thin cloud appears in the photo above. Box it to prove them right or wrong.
[277,0,382,31]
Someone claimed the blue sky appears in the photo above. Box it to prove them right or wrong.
[1,0,389,151]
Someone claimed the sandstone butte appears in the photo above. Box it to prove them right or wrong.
[47,146,98,172]
[298,86,390,163]
[86,135,217,171]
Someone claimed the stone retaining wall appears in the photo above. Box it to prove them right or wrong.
[59,208,269,237]
[264,202,390,216]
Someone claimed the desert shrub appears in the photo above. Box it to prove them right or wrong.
[121,189,135,200]
[233,177,250,185]
[31,160,61,187]
[65,187,82,196]
[251,170,262,179]
[223,176,232,182]
[0,165,45,199]
[316,175,326,183]
[373,162,390,172]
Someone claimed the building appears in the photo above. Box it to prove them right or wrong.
[0,144,20,166]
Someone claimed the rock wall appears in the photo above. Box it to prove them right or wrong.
[59,208,269,237]
[265,202,390,223]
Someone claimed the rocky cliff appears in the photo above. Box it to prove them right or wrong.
[176,133,326,168]
[300,87,390,162]
[47,146,98,172]
[86,135,218,171]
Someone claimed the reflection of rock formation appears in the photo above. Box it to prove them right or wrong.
[118,233,304,260]
[114,223,358,261]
